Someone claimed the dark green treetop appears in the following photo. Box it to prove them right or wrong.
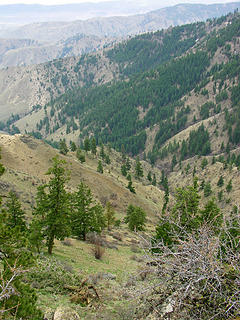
[34,156,71,254]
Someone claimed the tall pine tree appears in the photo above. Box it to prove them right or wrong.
[34,156,71,254]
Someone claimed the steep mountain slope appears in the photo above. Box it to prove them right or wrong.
[0,34,112,68]
[0,52,119,120]
[2,3,240,41]
[0,133,162,222]
[0,20,207,120]
[0,2,239,68]
[1,11,240,320]
[14,12,240,161]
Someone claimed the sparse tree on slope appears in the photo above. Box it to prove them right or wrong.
[105,202,116,231]
[125,204,146,232]
[5,191,26,231]
[34,156,71,254]
[135,156,143,179]
[97,160,103,173]
[71,182,105,240]
[59,139,68,155]
[0,154,42,319]
[90,137,97,155]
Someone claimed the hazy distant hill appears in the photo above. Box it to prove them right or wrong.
[0,34,113,68]
[2,3,240,41]
[0,1,160,25]
[0,2,239,68]
[12,12,240,168]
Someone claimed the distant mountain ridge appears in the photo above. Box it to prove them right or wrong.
[2,3,240,41]
[11,11,240,166]
[0,2,239,68]
[0,1,160,24]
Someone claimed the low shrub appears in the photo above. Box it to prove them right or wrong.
[26,256,81,293]
[91,243,105,260]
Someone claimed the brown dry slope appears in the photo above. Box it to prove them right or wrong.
[0,133,162,224]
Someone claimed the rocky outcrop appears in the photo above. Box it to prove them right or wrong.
[53,307,80,320]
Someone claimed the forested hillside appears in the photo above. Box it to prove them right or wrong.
[1,11,240,320]
[13,12,240,167]
[0,19,209,119]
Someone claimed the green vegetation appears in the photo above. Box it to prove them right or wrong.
[76,148,86,163]
[33,157,71,254]
[124,204,146,231]
[71,182,105,240]
[135,156,144,179]
[180,124,211,160]
[1,11,240,319]
[107,22,206,76]
[28,13,240,165]
[38,49,210,157]
[153,179,240,319]
[0,157,42,319]
[97,160,103,173]
[105,202,116,231]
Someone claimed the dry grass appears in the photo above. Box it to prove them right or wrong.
[0,133,162,221]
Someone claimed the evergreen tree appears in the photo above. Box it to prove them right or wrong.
[124,204,146,231]
[217,175,224,187]
[97,160,103,174]
[71,182,105,240]
[221,142,225,151]
[171,154,177,170]
[127,180,136,194]
[226,142,230,155]
[160,170,165,185]
[204,181,212,197]
[105,154,111,164]
[0,148,5,176]
[76,148,86,163]
[105,202,116,231]
[152,173,157,186]
[84,137,90,152]
[200,179,205,190]
[135,156,143,179]
[59,139,68,155]
[218,190,223,202]
[70,141,77,152]
[201,158,208,170]
[156,181,225,247]
[185,163,191,174]
[0,214,43,319]
[28,218,44,254]
[127,173,132,181]
[121,164,127,176]
[162,176,169,214]
[100,143,105,159]
[5,191,26,231]
[200,198,223,234]
[226,179,233,193]
[192,166,196,177]
[147,171,152,182]
[0,156,42,319]
[90,137,97,155]
[126,157,131,171]
[34,156,71,254]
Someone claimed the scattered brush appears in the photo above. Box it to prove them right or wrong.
[92,243,105,260]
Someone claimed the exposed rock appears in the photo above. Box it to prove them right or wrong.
[20,134,38,149]
[53,307,80,320]
[88,272,116,285]
[160,297,175,317]
[101,273,116,280]
[43,308,54,320]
